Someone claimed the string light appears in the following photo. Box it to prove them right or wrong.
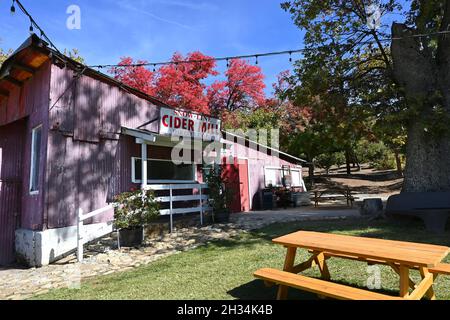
[10,0,62,55]
[9,0,450,73]
[255,55,259,65]
[10,0,16,14]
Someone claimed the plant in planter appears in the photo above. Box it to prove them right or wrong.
[112,188,160,247]
[205,165,235,223]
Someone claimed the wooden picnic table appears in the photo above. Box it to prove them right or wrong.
[266,231,450,300]
[311,187,355,207]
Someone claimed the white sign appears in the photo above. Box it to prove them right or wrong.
[159,107,221,141]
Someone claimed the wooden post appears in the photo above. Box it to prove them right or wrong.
[77,208,83,263]
[169,185,173,233]
[399,265,410,298]
[419,267,436,300]
[199,185,203,225]
[277,247,297,300]
[141,143,148,190]
[314,252,331,280]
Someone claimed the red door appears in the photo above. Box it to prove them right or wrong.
[222,163,241,213]
[238,159,250,212]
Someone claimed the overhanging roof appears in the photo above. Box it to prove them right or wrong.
[222,130,306,164]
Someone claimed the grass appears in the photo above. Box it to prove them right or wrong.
[33,218,450,300]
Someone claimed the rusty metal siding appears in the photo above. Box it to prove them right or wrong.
[49,65,160,139]
[46,133,119,228]
[0,120,25,265]
[20,62,51,231]
[0,181,21,264]
[45,66,161,228]
[0,61,50,236]
[74,76,101,142]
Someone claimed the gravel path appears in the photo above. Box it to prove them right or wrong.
[0,208,359,300]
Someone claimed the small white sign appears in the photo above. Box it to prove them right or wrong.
[159,107,221,141]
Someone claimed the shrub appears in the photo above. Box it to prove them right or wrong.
[316,152,346,173]
[112,189,160,229]
[204,165,235,220]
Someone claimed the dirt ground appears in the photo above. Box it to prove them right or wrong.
[304,164,403,199]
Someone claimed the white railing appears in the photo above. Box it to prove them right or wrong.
[77,204,114,262]
[144,183,211,232]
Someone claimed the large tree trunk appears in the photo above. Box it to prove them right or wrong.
[308,161,315,187]
[345,150,351,175]
[402,121,450,191]
[391,17,450,192]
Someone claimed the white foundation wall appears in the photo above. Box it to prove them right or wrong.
[15,222,113,267]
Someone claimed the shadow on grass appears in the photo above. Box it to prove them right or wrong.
[251,217,450,248]
[228,278,400,300]
[193,217,450,263]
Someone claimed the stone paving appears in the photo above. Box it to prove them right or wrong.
[0,207,359,300]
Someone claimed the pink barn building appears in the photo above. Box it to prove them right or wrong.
[0,35,305,266]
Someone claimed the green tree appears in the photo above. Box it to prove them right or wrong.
[0,48,13,67]
[282,0,450,192]
[63,48,85,64]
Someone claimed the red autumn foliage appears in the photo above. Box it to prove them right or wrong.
[110,55,266,116]
[109,57,155,96]
[208,59,266,114]
[153,52,218,114]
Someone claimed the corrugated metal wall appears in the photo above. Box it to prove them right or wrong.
[232,142,301,210]
[46,66,162,228]
[0,120,25,265]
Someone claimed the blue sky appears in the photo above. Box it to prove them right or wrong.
[1,1,410,96]
[0,0,307,95]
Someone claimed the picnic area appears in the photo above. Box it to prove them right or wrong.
[32,217,450,300]
[2,0,450,303]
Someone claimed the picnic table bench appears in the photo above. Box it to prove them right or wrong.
[311,187,355,208]
[385,192,450,233]
[254,231,450,300]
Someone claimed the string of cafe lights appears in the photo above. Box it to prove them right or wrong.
[85,31,450,71]
[8,0,450,72]
[10,0,62,55]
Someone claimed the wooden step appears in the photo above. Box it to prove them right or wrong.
[430,263,450,275]
[254,268,403,300]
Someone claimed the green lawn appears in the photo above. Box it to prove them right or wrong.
[34,218,450,300]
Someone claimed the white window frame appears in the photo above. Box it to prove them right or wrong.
[290,168,302,187]
[264,165,304,188]
[29,125,42,195]
[264,166,283,187]
[131,157,197,184]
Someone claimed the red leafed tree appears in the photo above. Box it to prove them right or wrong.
[207,59,266,115]
[110,54,266,116]
[153,52,218,114]
[111,53,217,114]
[109,57,155,95]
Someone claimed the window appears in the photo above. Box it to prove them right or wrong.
[291,169,302,187]
[30,125,42,193]
[264,166,303,188]
[264,167,283,187]
[132,157,195,183]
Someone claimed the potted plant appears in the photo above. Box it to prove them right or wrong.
[112,188,160,247]
[205,165,235,223]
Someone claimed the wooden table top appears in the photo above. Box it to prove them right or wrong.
[273,231,450,268]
